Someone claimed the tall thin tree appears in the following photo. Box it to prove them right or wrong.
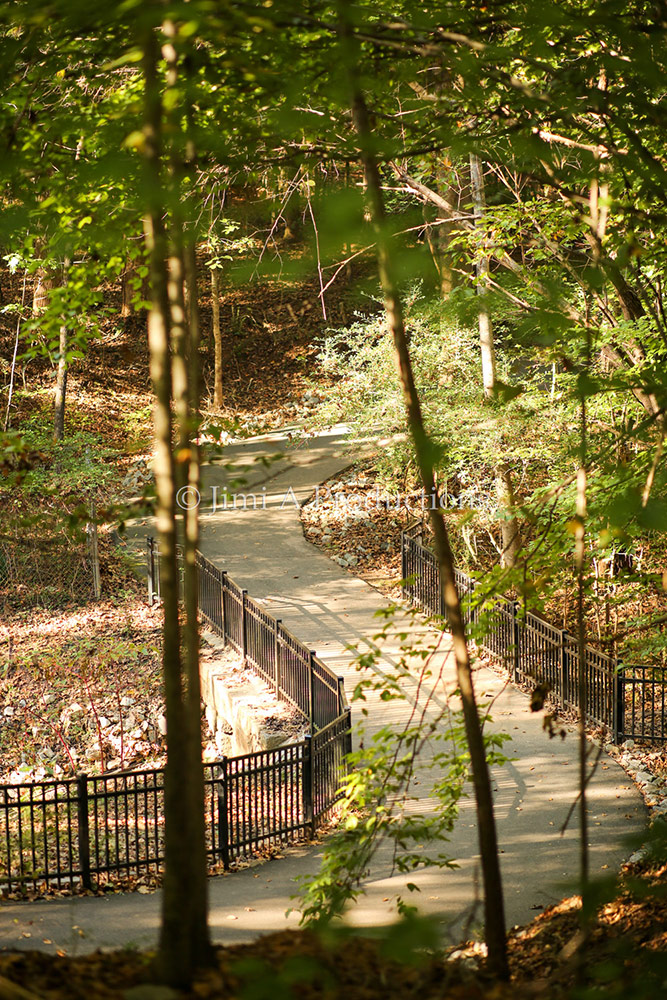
[469,154,521,568]
[337,2,509,980]
[140,21,212,987]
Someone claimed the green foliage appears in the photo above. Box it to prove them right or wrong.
[4,412,114,497]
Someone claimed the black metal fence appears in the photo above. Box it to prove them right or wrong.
[402,523,667,744]
[0,545,352,894]
[147,538,347,732]
[0,742,339,893]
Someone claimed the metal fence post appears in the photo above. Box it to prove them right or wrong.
[76,772,92,891]
[303,735,314,836]
[221,571,228,642]
[401,531,408,601]
[241,589,248,663]
[613,665,624,742]
[217,759,230,870]
[344,706,353,760]
[309,651,316,733]
[560,629,569,706]
[512,601,520,683]
[147,537,155,606]
[274,619,282,698]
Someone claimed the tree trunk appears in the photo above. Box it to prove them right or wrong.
[141,26,211,989]
[211,267,223,408]
[53,257,70,442]
[470,156,496,395]
[424,154,461,296]
[338,3,509,979]
[470,154,520,567]
[121,257,135,318]
[183,238,210,956]
[496,462,521,568]
[53,322,67,442]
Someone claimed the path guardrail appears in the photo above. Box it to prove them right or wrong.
[147,538,348,733]
[402,522,666,744]
[0,543,352,895]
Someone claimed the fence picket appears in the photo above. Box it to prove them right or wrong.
[76,773,92,891]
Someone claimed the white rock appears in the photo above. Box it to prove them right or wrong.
[157,714,167,736]
[635,771,654,786]
[42,693,56,705]
[3,706,14,717]
[99,717,112,729]
[120,696,135,707]
[622,739,635,750]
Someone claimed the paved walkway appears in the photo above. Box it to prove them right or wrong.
[0,427,646,956]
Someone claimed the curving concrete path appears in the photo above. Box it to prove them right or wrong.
[0,426,647,956]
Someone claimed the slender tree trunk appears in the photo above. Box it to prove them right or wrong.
[432,155,461,296]
[470,156,496,395]
[183,238,210,955]
[164,19,212,975]
[53,322,67,441]
[182,61,210,951]
[141,26,210,988]
[573,397,591,981]
[338,3,508,979]
[575,443,589,896]
[3,269,26,432]
[211,266,223,407]
[53,257,70,442]
[495,463,521,568]
[121,257,135,318]
[470,154,520,568]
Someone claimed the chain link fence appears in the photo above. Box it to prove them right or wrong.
[0,523,100,610]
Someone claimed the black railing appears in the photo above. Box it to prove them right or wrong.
[148,538,348,733]
[402,523,667,744]
[0,743,352,893]
[0,544,352,894]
